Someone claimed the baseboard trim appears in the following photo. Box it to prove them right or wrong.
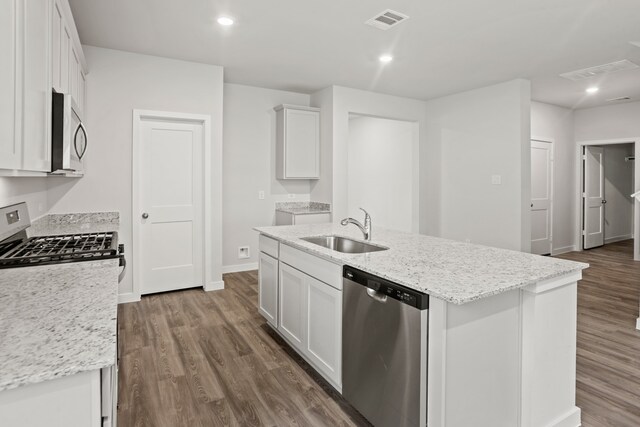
[551,245,576,256]
[118,292,141,304]
[204,280,225,292]
[547,406,581,427]
[222,262,259,274]
[604,234,633,245]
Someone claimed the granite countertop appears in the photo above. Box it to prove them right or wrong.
[254,224,588,305]
[0,212,121,392]
[275,202,331,215]
[28,212,119,236]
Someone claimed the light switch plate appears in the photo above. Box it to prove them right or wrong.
[491,175,502,185]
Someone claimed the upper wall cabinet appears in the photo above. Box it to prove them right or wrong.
[0,0,87,175]
[52,0,87,116]
[275,104,320,180]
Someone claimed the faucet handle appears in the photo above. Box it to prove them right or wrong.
[359,207,370,218]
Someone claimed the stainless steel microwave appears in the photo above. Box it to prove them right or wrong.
[51,92,87,174]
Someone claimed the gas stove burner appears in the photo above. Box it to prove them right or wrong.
[0,232,121,269]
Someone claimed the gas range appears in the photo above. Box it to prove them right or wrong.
[0,202,125,271]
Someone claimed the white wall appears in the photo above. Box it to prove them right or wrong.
[603,144,635,243]
[222,83,311,271]
[531,101,576,254]
[426,79,532,252]
[0,178,49,219]
[575,101,640,141]
[347,115,415,232]
[312,86,428,233]
[46,46,224,300]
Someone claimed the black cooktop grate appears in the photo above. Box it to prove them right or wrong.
[0,232,118,268]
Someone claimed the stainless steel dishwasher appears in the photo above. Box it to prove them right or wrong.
[342,266,429,427]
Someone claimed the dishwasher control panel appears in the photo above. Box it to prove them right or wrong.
[343,266,429,310]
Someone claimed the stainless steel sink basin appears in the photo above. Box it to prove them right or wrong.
[300,235,388,254]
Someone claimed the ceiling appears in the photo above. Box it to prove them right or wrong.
[68,0,640,110]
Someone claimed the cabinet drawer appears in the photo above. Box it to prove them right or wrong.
[259,235,279,258]
[280,244,342,290]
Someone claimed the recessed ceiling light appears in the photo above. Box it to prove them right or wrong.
[379,55,393,63]
[586,87,599,94]
[217,16,234,26]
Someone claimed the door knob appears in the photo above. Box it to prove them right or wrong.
[531,203,534,208]
[142,212,149,219]
[601,200,607,204]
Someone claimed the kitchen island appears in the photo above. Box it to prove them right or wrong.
[255,223,588,427]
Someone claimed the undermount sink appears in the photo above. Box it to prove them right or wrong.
[300,235,388,254]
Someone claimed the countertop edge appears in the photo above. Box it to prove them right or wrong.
[254,226,588,305]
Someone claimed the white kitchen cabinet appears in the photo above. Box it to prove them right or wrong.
[0,369,102,427]
[22,0,52,172]
[275,104,320,180]
[258,252,278,328]
[52,0,87,117]
[1,0,87,175]
[0,0,21,170]
[259,238,343,390]
[278,263,308,348]
[69,45,79,104]
[307,275,342,386]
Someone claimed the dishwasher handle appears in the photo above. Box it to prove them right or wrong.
[366,288,388,303]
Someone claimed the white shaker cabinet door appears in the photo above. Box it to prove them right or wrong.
[307,275,342,387]
[0,0,20,170]
[278,263,308,348]
[258,252,279,328]
[275,105,320,180]
[22,0,52,172]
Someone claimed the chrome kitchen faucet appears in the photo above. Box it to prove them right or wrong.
[340,208,371,241]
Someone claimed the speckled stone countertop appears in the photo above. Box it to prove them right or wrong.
[254,224,588,305]
[0,259,119,391]
[275,202,331,215]
[0,211,120,392]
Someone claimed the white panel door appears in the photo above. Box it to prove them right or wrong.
[258,252,278,327]
[278,263,308,348]
[584,146,605,249]
[530,140,552,255]
[138,119,204,294]
[307,276,342,386]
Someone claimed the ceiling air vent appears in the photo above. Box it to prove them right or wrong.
[606,96,632,102]
[365,9,409,30]
[559,60,639,81]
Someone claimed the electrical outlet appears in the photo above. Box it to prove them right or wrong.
[238,246,250,259]
[258,191,265,200]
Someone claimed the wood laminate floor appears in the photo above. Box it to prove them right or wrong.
[118,240,640,427]
[117,270,370,427]
[557,240,640,427]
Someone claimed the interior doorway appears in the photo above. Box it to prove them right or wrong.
[578,138,639,261]
[346,114,419,233]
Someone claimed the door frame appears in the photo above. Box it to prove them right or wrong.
[576,137,639,261]
[132,110,213,298]
[531,137,554,255]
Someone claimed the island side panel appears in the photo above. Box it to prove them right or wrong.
[428,271,581,427]
[520,272,581,427]
[428,290,522,427]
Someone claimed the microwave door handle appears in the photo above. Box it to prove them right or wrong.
[74,122,88,160]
